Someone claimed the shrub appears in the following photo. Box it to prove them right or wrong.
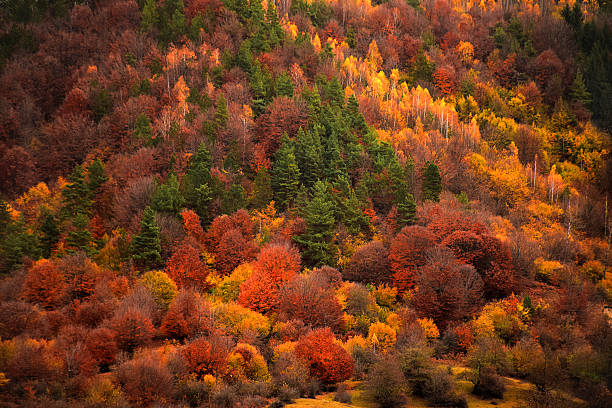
[473,366,506,399]
[365,357,406,408]
[85,327,118,370]
[21,259,66,309]
[334,383,352,403]
[367,322,396,353]
[421,367,467,407]
[114,355,174,406]
[108,309,154,353]
[161,289,211,340]
[181,337,230,378]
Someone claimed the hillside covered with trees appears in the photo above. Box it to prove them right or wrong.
[0,0,611,406]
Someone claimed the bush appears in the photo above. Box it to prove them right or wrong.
[334,383,352,403]
[421,367,467,407]
[140,270,177,309]
[272,350,319,397]
[211,384,237,408]
[114,355,174,406]
[365,357,406,408]
[473,366,506,399]
[294,328,354,384]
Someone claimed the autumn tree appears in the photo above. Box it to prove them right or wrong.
[344,240,390,284]
[21,259,65,309]
[278,272,344,331]
[294,327,354,384]
[108,310,155,353]
[389,226,438,293]
[181,337,229,378]
[166,238,210,290]
[161,289,211,340]
[182,142,214,223]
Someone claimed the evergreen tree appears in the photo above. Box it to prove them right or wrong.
[323,131,346,181]
[0,200,11,238]
[276,71,294,97]
[170,0,186,41]
[131,207,162,269]
[182,142,214,221]
[265,0,284,46]
[152,172,185,215]
[271,133,301,210]
[342,189,370,235]
[62,165,91,217]
[570,68,591,106]
[40,210,60,258]
[250,166,273,209]
[134,113,154,144]
[295,127,323,188]
[327,78,345,108]
[141,0,158,33]
[294,181,336,267]
[215,94,229,130]
[421,161,442,202]
[346,95,368,134]
[66,213,93,255]
[87,159,107,193]
[236,40,254,75]
[222,184,247,214]
[396,193,417,227]
[0,216,41,273]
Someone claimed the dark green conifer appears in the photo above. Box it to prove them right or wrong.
[271,133,300,210]
[152,172,185,215]
[250,166,273,209]
[131,207,162,269]
[421,161,442,202]
[295,127,322,188]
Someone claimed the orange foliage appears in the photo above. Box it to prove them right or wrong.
[22,259,66,309]
[294,328,354,384]
[389,226,437,293]
[108,310,154,353]
[181,209,205,245]
[165,238,211,290]
[181,337,228,378]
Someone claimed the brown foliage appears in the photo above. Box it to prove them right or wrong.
[344,240,390,284]
[108,309,154,353]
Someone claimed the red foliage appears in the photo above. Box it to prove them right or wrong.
[206,209,254,252]
[85,327,118,369]
[411,248,483,329]
[389,226,437,293]
[166,238,211,290]
[22,259,66,309]
[181,209,206,245]
[108,310,154,353]
[344,240,390,284]
[294,328,354,384]
[254,97,309,157]
[215,228,257,276]
[58,254,102,300]
[181,337,229,378]
[532,49,563,88]
[433,66,456,97]
[0,145,37,197]
[253,242,301,285]
[279,273,345,332]
[161,289,211,341]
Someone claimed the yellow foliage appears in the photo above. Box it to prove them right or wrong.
[226,343,270,382]
[417,318,440,340]
[534,257,564,283]
[213,263,254,302]
[367,322,396,352]
[273,341,297,359]
[213,302,271,338]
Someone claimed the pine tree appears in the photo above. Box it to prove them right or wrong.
[0,200,10,238]
[271,133,300,210]
[346,95,368,134]
[134,113,154,144]
[323,131,346,181]
[276,72,294,97]
[40,210,59,258]
[87,159,107,193]
[421,161,442,202]
[141,0,158,33]
[66,213,93,255]
[342,189,370,235]
[570,68,591,106]
[294,181,336,267]
[236,40,254,75]
[170,0,187,41]
[131,207,162,269]
[295,127,322,188]
[250,166,273,209]
[327,78,345,108]
[222,184,247,214]
[62,165,91,217]
[396,193,417,227]
[182,142,213,221]
[0,216,41,273]
[152,172,185,215]
[215,94,229,130]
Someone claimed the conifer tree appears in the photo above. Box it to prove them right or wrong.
[271,133,300,210]
[222,184,247,214]
[62,165,91,217]
[0,216,41,273]
[327,78,345,108]
[40,210,59,258]
[570,68,591,106]
[134,113,154,144]
[295,127,322,188]
[294,181,336,267]
[215,94,229,130]
[250,166,273,209]
[170,0,186,41]
[141,0,158,33]
[276,72,294,97]
[152,172,185,215]
[182,142,213,221]
[396,193,417,227]
[421,161,442,202]
[66,213,93,255]
[346,95,368,134]
[342,189,370,235]
[131,207,162,269]
[323,131,346,181]
[87,159,107,193]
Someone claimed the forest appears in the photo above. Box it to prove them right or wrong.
[0,0,611,407]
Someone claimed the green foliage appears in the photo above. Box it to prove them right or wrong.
[152,172,185,215]
[295,127,323,188]
[87,159,107,193]
[92,89,112,123]
[62,165,92,217]
[421,161,442,202]
[271,134,300,210]
[141,0,159,33]
[570,69,591,107]
[294,181,336,267]
[222,184,247,215]
[250,167,273,209]
[0,215,41,273]
[276,72,294,98]
[40,210,59,258]
[134,113,154,144]
[131,207,162,269]
[182,142,214,223]
[66,213,94,255]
